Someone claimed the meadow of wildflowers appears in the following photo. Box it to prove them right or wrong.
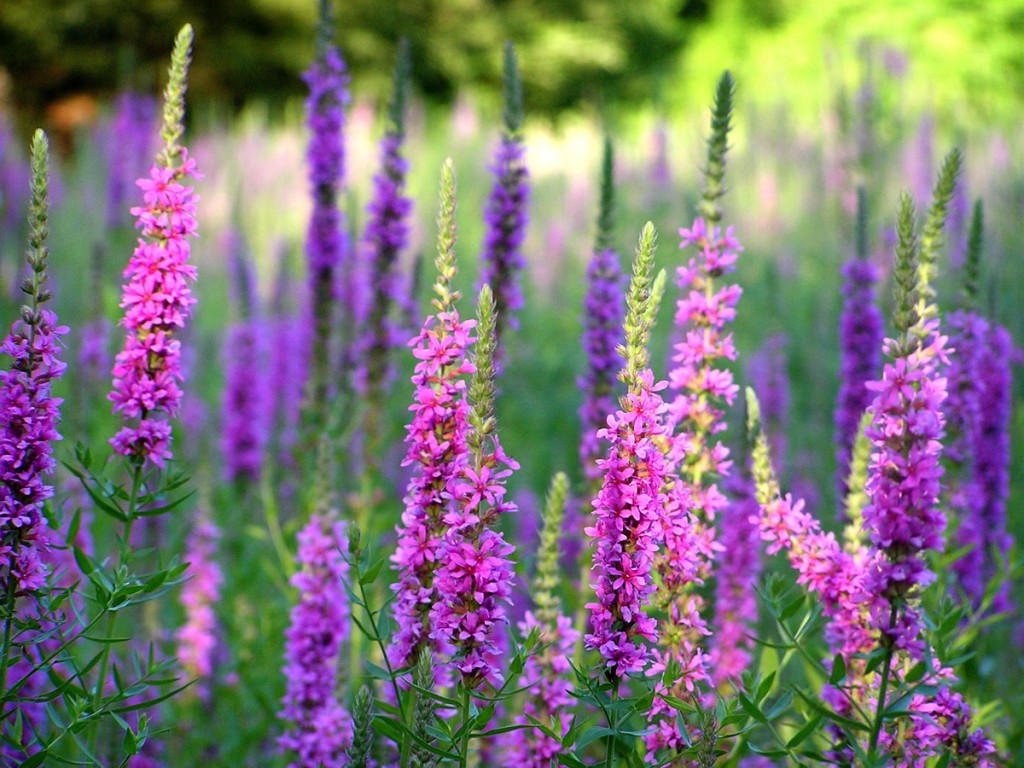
[0,10,1022,768]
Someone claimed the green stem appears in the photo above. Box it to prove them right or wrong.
[867,605,899,762]
[459,684,472,768]
[88,461,144,755]
[0,577,17,702]
[603,681,619,768]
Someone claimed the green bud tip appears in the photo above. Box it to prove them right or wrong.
[432,159,459,312]
[855,185,868,261]
[160,23,194,164]
[469,284,498,438]
[502,41,523,135]
[963,198,983,308]
[388,38,412,136]
[596,136,615,252]
[699,70,735,224]
[917,147,962,297]
[621,222,659,383]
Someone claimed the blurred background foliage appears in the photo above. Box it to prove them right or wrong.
[2,0,1024,134]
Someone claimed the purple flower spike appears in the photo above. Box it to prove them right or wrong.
[303,29,351,414]
[835,255,883,503]
[862,322,948,657]
[279,514,353,768]
[579,247,624,483]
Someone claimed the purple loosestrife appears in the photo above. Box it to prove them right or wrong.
[579,138,624,486]
[863,151,960,659]
[356,41,413,408]
[105,91,158,230]
[747,332,789,473]
[221,232,268,484]
[708,471,761,688]
[175,517,222,698]
[835,187,883,503]
[0,131,66,600]
[108,28,199,468]
[279,514,353,767]
[648,75,738,758]
[479,42,529,354]
[502,473,579,764]
[0,132,64,762]
[389,161,474,672]
[303,0,350,421]
[431,283,517,689]
[585,223,670,680]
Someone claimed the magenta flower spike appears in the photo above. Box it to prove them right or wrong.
[108,26,199,468]
[431,283,517,689]
[389,161,475,672]
[584,223,669,681]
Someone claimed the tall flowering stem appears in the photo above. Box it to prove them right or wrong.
[835,187,883,504]
[303,0,350,424]
[579,138,624,486]
[432,283,517,689]
[357,39,413,413]
[221,234,267,485]
[863,161,957,663]
[648,71,738,759]
[503,472,579,764]
[585,223,670,680]
[109,25,199,468]
[389,161,474,672]
[0,131,66,705]
[945,200,1014,612]
[279,514,353,767]
[479,42,529,356]
[175,517,222,700]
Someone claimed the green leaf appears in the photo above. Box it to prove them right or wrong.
[737,693,768,724]
[786,715,822,749]
[360,556,387,585]
[828,654,846,685]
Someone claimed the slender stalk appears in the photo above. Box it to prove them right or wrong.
[866,605,898,761]
[459,684,472,768]
[0,578,17,702]
[88,461,144,754]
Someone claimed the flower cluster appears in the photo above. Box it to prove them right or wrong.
[108,151,200,466]
[503,612,579,765]
[221,320,267,483]
[279,515,353,768]
[946,311,1014,611]
[176,518,223,694]
[302,40,350,413]
[709,473,762,686]
[835,254,883,501]
[431,431,517,687]
[1,131,66,598]
[356,130,412,393]
[862,325,948,655]
[585,369,670,679]
[0,309,66,595]
[579,246,624,483]
[645,218,742,754]
[104,91,157,229]
[389,308,476,670]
